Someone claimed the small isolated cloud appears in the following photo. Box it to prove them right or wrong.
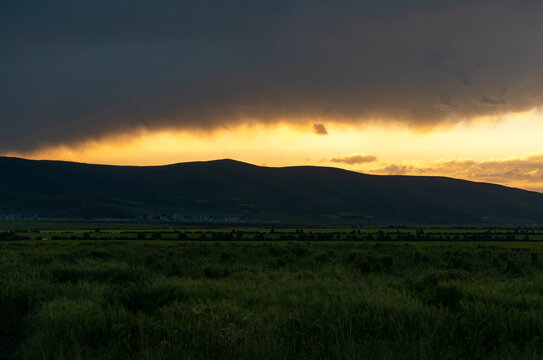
[313,124,328,135]
[330,154,377,165]
[379,164,413,175]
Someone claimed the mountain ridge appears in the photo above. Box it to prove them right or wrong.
[1,156,542,225]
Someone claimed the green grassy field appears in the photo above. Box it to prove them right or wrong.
[3,234,543,359]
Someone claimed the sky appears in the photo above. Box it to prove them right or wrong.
[2,0,543,191]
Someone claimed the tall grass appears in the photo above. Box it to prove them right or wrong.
[2,241,543,359]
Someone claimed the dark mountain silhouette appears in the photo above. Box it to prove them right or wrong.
[1,156,543,225]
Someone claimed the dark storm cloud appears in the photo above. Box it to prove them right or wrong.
[481,96,507,106]
[313,124,328,135]
[2,0,543,151]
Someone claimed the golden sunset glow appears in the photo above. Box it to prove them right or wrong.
[7,108,543,192]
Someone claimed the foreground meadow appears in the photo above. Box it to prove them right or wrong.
[2,240,543,359]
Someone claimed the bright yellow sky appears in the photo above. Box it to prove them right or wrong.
[8,108,543,192]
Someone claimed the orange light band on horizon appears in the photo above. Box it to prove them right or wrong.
[4,109,543,192]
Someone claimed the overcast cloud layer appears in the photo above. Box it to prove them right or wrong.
[2,0,543,151]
